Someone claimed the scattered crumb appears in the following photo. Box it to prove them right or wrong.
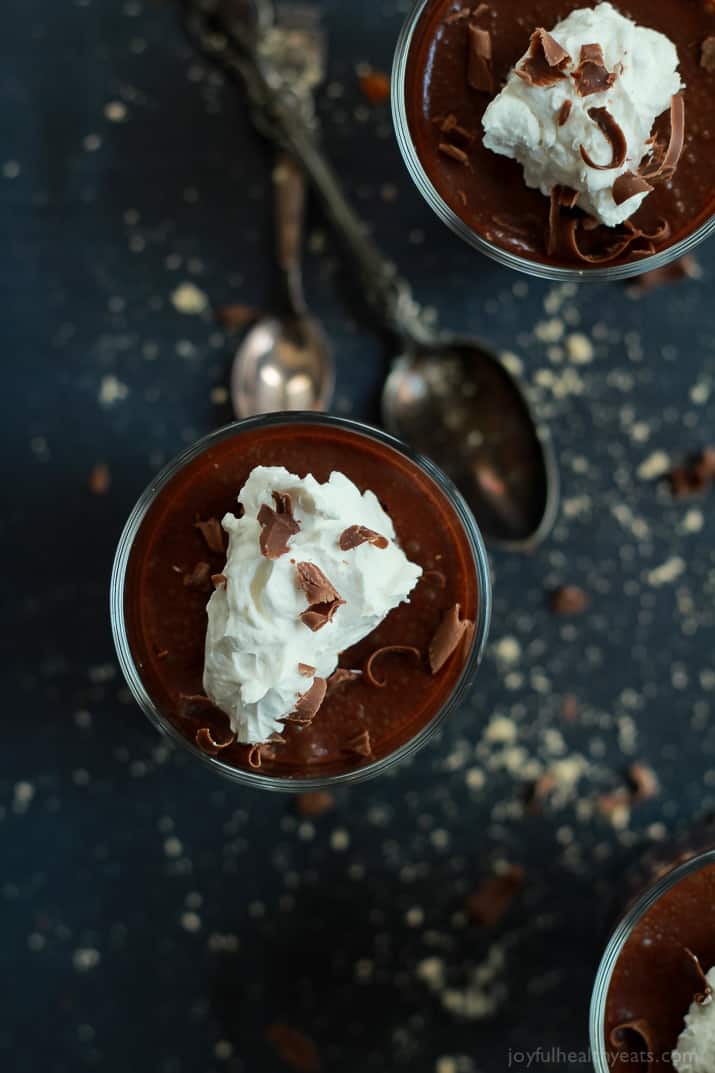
[358,69,391,104]
[73,947,101,972]
[171,282,209,315]
[98,375,129,406]
[104,100,128,122]
[549,586,590,615]
[88,462,111,495]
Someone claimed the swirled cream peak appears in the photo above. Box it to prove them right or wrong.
[482,3,683,227]
[202,466,422,745]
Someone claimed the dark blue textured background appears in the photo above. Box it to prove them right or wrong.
[3,2,715,1071]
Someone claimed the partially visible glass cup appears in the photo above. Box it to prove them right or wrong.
[391,0,715,283]
[110,412,492,792]
[589,839,715,1072]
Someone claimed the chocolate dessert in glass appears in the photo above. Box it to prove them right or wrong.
[590,843,715,1072]
[110,414,491,790]
[393,0,715,280]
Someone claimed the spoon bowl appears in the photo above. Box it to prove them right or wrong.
[231,313,333,416]
[382,339,559,550]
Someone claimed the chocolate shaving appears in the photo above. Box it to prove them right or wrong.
[429,604,474,674]
[612,171,654,206]
[467,24,493,95]
[267,1024,321,1073]
[211,573,227,590]
[547,185,579,256]
[183,561,212,592]
[325,668,362,696]
[640,94,685,182]
[444,7,470,24]
[364,645,422,688]
[257,491,300,559]
[194,517,225,555]
[298,663,316,677]
[466,865,525,926]
[557,99,572,126]
[297,562,345,631]
[247,734,286,770]
[573,43,616,96]
[438,142,470,165]
[283,677,327,727]
[548,208,662,265]
[339,525,389,551]
[684,948,714,1005]
[702,36,715,71]
[516,28,570,87]
[195,726,236,756]
[344,729,373,758]
[609,1019,656,1060]
[156,649,169,660]
[296,791,335,818]
[435,114,476,145]
[580,107,626,170]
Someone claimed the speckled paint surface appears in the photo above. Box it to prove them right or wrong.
[3,2,715,1072]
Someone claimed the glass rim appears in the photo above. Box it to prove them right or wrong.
[110,412,493,793]
[391,0,715,283]
[588,845,715,1071]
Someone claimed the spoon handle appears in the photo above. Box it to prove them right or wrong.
[274,152,308,316]
[181,0,434,345]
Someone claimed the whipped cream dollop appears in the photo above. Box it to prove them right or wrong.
[203,466,422,745]
[674,965,715,1073]
[482,3,683,227]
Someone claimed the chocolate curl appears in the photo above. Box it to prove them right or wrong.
[297,562,345,631]
[640,93,685,183]
[247,734,286,769]
[612,171,654,206]
[580,107,627,170]
[183,561,213,592]
[557,100,572,126]
[283,677,327,727]
[344,729,373,758]
[298,663,316,677]
[467,24,493,95]
[364,645,422,688]
[429,604,474,674]
[435,114,476,146]
[609,1019,656,1063]
[684,947,714,1005]
[195,726,236,756]
[572,43,617,96]
[338,525,389,551]
[194,516,225,554]
[438,142,470,165]
[257,491,301,559]
[516,28,570,87]
[547,186,579,257]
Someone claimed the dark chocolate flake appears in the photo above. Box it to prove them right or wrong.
[466,865,525,926]
[435,114,476,145]
[284,677,327,726]
[297,562,345,631]
[579,107,627,170]
[428,604,474,674]
[344,729,373,759]
[195,726,236,756]
[183,561,213,592]
[247,734,286,770]
[612,171,654,206]
[573,42,617,96]
[640,93,685,183]
[364,645,422,688]
[438,141,470,165]
[609,1019,656,1060]
[684,948,714,1005]
[194,516,225,554]
[516,28,570,87]
[467,24,493,95]
[666,448,715,498]
[325,667,362,695]
[298,662,316,677]
[557,99,572,126]
[267,1024,321,1073]
[339,525,389,551]
[257,491,301,559]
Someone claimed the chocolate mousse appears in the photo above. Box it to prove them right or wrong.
[604,859,715,1071]
[402,0,715,269]
[120,421,482,780]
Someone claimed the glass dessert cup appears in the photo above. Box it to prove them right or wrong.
[110,413,492,792]
[589,844,715,1072]
[392,0,715,283]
